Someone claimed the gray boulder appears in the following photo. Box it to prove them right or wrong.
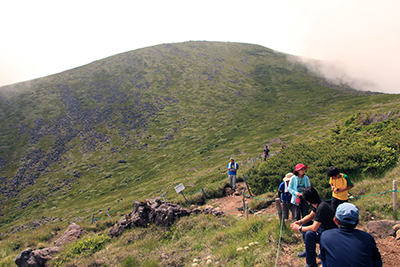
[15,247,60,267]
[54,223,87,246]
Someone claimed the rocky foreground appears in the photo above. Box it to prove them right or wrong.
[15,198,224,266]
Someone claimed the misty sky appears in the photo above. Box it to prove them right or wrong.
[1,0,399,93]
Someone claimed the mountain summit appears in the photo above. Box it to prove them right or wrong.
[0,41,396,228]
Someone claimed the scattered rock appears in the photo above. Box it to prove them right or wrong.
[160,253,169,259]
[54,223,87,246]
[15,247,61,267]
[225,187,234,195]
[393,224,400,231]
[396,229,400,240]
[366,220,397,238]
[10,217,62,235]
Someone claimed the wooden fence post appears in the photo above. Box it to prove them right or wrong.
[394,180,397,220]
[275,198,285,227]
[245,202,249,219]
[242,174,252,196]
[91,213,95,224]
[242,186,246,212]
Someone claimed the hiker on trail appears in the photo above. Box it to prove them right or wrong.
[319,203,382,267]
[227,158,239,191]
[278,172,294,220]
[288,163,311,221]
[327,166,354,212]
[263,145,270,160]
[290,186,337,267]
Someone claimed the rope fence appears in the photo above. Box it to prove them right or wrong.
[87,153,399,225]
[89,188,400,222]
[87,176,398,267]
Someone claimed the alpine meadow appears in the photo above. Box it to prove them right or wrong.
[1,41,400,266]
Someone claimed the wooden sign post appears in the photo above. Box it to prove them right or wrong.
[174,183,188,204]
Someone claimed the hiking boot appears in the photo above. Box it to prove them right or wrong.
[305,263,317,267]
[297,251,306,257]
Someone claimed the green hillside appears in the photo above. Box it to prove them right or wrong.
[0,41,400,236]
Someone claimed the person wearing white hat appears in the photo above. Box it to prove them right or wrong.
[278,172,294,220]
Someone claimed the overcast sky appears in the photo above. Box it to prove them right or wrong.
[1,0,399,93]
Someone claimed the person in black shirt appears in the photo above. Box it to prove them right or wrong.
[290,186,337,267]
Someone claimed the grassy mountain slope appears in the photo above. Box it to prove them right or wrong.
[1,41,400,233]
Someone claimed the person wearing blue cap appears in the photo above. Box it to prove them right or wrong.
[319,203,382,267]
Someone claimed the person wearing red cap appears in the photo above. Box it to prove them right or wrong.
[288,163,311,221]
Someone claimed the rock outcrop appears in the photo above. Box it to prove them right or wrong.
[109,198,224,237]
[14,223,86,267]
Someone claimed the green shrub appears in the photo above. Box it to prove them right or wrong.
[69,234,110,256]
[249,112,400,200]
[11,241,21,251]
[52,234,110,266]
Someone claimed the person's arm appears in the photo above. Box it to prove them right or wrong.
[227,163,233,171]
[337,174,354,192]
[288,178,298,196]
[301,220,321,232]
[329,178,337,192]
[305,176,311,187]
[337,184,354,193]
[319,236,327,267]
[290,211,317,231]
[278,183,283,200]
[337,175,354,192]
